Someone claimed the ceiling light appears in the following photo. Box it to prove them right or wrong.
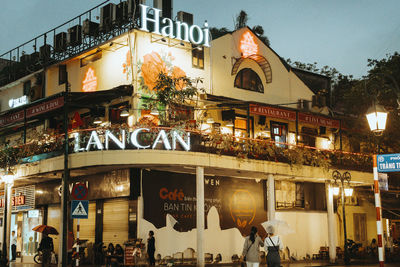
[120,109,129,117]
[206,117,214,124]
[93,117,103,124]
[150,108,159,116]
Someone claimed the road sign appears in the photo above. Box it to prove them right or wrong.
[71,183,88,200]
[377,153,400,172]
[71,200,89,219]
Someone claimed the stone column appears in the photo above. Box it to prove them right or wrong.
[196,167,205,267]
[326,183,337,263]
[267,174,275,220]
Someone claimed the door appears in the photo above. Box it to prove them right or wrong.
[353,213,367,245]
[270,121,288,147]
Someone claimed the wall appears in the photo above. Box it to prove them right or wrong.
[211,28,314,107]
[276,211,330,259]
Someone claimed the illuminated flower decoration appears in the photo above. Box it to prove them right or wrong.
[171,66,186,90]
[138,114,159,126]
[141,51,167,91]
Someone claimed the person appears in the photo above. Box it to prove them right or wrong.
[369,238,378,256]
[38,233,54,267]
[113,244,124,267]
[242,226,264,267]
[11,230,17,261]
[147,230,156,266]
[105,243,115,267]
[264,225,283,267]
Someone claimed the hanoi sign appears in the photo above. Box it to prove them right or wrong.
[139,4,210,47]
[377,153,400,172]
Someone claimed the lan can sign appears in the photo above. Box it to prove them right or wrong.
[377,153,400,172]
[71,200,89,219]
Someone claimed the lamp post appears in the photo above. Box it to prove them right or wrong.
[332,170,352,265]
[1,169,14,264]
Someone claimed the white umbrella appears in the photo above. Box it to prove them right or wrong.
[261,219,295,235]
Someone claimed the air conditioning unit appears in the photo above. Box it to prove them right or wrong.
[154,0,172,19]
[100,3,116,32]
[30,52,40,63]
[68,25,82,46]
[128,0,145,19]
[83,19,99,37]
[30,85,43,102]
[297,99,309,111]
[54,32,67,52]
[20,54,30,63]
[312,95,326,108]
[177,11,193,25]
[39,44,51,60]
[113,1,128,25]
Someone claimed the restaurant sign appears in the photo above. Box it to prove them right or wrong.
[0,97,64,127]
[73,128,191,152]
[0,185,35,213]
[249,104,296,121]
[298,112,340,128]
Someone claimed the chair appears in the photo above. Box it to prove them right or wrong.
[204,253,213,263]
[173,252,183,264]
[183,248,196,264]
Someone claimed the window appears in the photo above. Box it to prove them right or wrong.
[353,213,367,244]
[59,65,67,85]
[192,47,204,69]
[234,68,264,93]
[270,121,288,147]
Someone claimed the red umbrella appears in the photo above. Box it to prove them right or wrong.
[32,225,59,235]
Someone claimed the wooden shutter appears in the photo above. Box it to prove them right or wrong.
[103,198,129,246]
[353,213,367,245]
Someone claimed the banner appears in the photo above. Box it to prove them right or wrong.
[142,170,268,236]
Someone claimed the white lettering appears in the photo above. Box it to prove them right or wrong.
[175,21,190,42]
[130,128,150,149]
[152,130,171,150]
[189,25,204,45]
[139,4,161,35]
[85,131,103,151]
[172,130,190,151]
[73,132,84,152]
[203,22,210,47]
[105,130,126,150]
[161,18,175,38]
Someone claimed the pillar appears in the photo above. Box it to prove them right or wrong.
[373,155,385,267]
[326,183,336,263]
[267,174,275,220]
[196,167,205,267]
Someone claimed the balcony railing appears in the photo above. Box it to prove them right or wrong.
[0,125,373,173]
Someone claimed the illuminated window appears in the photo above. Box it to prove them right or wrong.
[234,68,264,93]
[82,67,98,92]
[192,47,204,69]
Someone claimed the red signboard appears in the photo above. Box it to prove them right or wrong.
[0,110,24,127]
[0,97,64,127]
[249,104,296,121]
[26,97,64,118]
[0,195,26,208]
[298,112,340,128]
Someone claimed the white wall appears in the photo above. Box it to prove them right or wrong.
[139,206,330,262]
[276,211,329,259]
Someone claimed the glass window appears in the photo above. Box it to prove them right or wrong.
[234,68,264,93]
[192,47,204,69]
[270,121,287,147]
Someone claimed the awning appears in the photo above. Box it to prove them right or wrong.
[0,85,133,128]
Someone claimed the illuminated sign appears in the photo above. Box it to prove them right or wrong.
[9,95,28,108]
[139,4,210,47]
[0,195,26,208]
[240,32,258,57]
[73,128,191,152]
[82,67,98,92]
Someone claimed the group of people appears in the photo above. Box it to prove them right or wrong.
[105,243,124,267]
[242,225,283,267]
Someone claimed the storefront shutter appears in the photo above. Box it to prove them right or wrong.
[47,205,60,255]
[73,202,96,243]
[103,198,128,246]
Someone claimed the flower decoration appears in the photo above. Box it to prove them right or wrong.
[140,51,168,91]
[122,50,132,80]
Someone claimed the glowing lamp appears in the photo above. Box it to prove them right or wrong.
[366,103,387,135]
[150,108,159,116]
[240,32,258,57]
[93,117,103,124]
[226,120,234,127]
[206,117,214,124]
[2,169,15,184]
[332,186,340,196]
[120,109,129,117]
[344,188,354,197]
[82,67,98,92]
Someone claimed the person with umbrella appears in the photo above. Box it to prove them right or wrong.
[264,225,283,267]
[33,225,57,267]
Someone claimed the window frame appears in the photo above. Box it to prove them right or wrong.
[234,68,264,93]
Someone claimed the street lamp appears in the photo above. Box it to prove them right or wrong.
[366,101,388,135]
[1,168,14,264]
[332,170,352,265]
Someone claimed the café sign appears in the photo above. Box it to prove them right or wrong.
[73,128,191,152]
[139,4,210,47]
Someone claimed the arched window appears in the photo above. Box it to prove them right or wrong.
[234,68,264,93]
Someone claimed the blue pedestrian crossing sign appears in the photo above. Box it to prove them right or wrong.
[71,200,89,219]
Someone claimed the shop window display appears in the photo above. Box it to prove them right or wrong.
[22,211,42,255]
